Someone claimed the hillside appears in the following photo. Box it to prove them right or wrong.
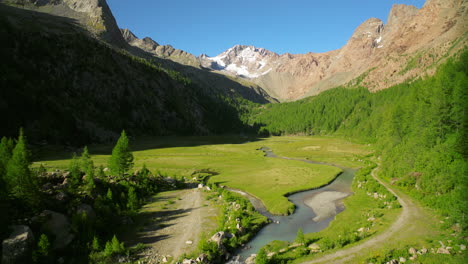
[249,51,468,234]
[0,4,269,144]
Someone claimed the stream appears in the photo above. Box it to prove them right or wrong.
[227,147,357,262]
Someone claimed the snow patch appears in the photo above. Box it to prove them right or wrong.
[375,36,382,44]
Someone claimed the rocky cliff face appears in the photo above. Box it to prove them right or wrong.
[198,0,467,101]
[120,28,199,67]
[0,0,128,47]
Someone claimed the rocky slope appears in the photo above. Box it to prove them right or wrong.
[199,0,467,101]
[0,4,264,144]
[0,0,128,47]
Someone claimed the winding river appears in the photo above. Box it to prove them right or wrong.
[228,147,357,262]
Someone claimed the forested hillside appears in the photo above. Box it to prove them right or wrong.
[251,51,468,232]
[0,5,254,145]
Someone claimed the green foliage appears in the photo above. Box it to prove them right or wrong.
[0,137,14,177]
[91,236,100,251]
[256,248,268,264]
[126,186,138,211]
[33,234,51,264]
[68,153,82,189]
[5,129,38,205]
[37,234,50,256]
[108,130,134,177]
[251,52,468,230]
[106,188,113,201]
[296,228,305,244]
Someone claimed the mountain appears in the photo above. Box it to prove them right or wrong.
[0,3,271,144]
[199,0,467,101]
[0,0,128,47]
[121,28,200,67]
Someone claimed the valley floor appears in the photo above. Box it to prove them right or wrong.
[299,166,426,263]
[123,189,218,263]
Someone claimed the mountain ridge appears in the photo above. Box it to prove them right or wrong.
[113,0,464,102]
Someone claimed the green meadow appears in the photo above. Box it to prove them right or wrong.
[34,136,370,215]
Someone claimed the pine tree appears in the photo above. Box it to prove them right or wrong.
[84,160,96,194]
[127,186,138,211]
[81,146,92,169]
[68,153,81,188]
[37,234,50,257]
[91,236,100,251]
[5,129,38,204]
[81,146,95,193]
[295,228,305,244]
[106,188,113,201]
[108,130,134,178]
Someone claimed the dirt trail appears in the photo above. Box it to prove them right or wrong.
[301,166,424,264]
[129,188,217,262]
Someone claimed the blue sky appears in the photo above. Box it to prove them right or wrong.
[107,0,426,56]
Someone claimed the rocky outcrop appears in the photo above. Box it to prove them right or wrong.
[1,225,35,264]
[40,210,74,249]
[121,28,199,67]
[0,0,127,47]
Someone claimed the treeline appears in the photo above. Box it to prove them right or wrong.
[251,51,468,232]
[0,130,181,263]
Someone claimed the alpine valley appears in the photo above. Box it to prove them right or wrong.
[0,0,466,264]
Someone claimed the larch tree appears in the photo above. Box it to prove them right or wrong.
[5,129,38,204]
[108,130,134,177]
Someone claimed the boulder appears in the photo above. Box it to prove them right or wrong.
[182,259,196,264]
[185,240,193,245]
[436,247,450,254]
[209,231,233,246]
[195,253,208,263]
[2,225,35,264]
[399,257,407,263]
[245,254,256,264]
[460,244,466,250]
[408,247,417,255]
[419,247,428,254]
[308,243,321,252]
[41,210,74,249]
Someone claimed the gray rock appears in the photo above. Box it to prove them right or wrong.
[41,210,74,249]
[308,243,321,250]
[436,247,450,254]
[209,231,233,246]
[195,253,208,263]
[2,225,35,264]
[55,191,69,202]
[245,254,256,264]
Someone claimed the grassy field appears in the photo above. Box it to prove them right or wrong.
[34,136,370,215]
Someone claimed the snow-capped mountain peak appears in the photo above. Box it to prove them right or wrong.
[199,45,278,78]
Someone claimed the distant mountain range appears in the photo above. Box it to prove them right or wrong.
[119,0,467,101]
